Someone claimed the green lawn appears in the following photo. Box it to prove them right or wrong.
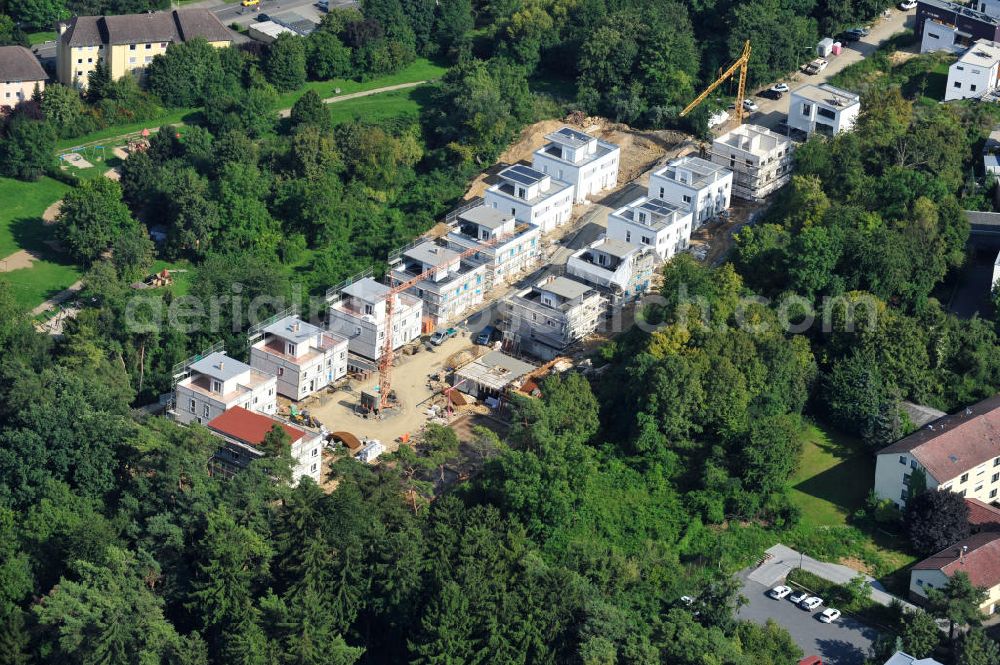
[790,422,873,529]
[272,58,447,110]
[327,87,428,125]
[0,177,69,259]
[56,108,196,152]
[26,30,56,45]
[4,261,82,313]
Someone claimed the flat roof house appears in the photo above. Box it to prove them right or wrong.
[916,0,1000,53]
[787,83,861,137]
[874,394,1000,508]
[484,164,574,234]
[649,156,733,227]
[711,124,794,201]
[173,351,277,426]
[453,350,536,401]
[945,39,1000,100]
[531,126,620,204]
[605,196,694,262]
[445,204,541,289]
[565,237,656,306]
[389,241,487,327]
[909,532,1000,614]
[249,315,348,401]
[0,46,47,106]
[502,275,606,360]
[328,277,423,361]
[56,9,232,89]
[207,406,322,486]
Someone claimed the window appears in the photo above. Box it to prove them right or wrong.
[311,463,318,472]
[911,459,918,469]
[899,455,907,464]
[976,484,984,493]
[286,342,295,355]
[202,405,209,418]
[682,195,691,203]
[87,58,92,63]
[903,474,911,485]
[962,473,969,483]
[801,103,812,117]
[625,231,631,242]
[929,32,939,39]
[641,236,652,245]
[129,57,136,64]
[144,56,152,63]
[160,42,167,48]
[212,380,222,393]
[312,447,318,456]
[145,43,151,49]
[901,488,908,501]
[189,399,196,413]
[957,65,965,71]
[817,107,836,120]
[954,81,962,88]
[961,489,967,497]
[277,367,284,377]
[77,58,82,64]
[993,473,999,483]
[994,458,1000,466]
[130,44,136,50]
[992,489,998,499]
[659,187,665,198]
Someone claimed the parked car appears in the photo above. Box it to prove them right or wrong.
[430,328,457,345]
[742,99,760,113]
[475,325,496,346]
[837,30,862,43]
[759,89,783,100]
[798,658,823,665]
[818,608,841,623]
[768,585,792,600]
[803,58,829,75]
[852,25,871,35]
[770,83,790,93]
[316,0,330,9]
[899,0,917,8]
[788,590,809,604]
[799,596,824,611]
[241,0,259,7]
[257,12,271,21]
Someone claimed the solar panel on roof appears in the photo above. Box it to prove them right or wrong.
[639,199,680,217]
[504,164,545,185]
[556,127,592,142]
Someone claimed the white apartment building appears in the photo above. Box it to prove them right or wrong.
[566,237,656,306]
[328,277,423,360]
[532,126,620,203]
[711,124,794,201]
[249,316,348,401]
[946,39,1000,100]
[874,394,1000,508]
[920,19,969,54]
[389,241,487,327]
[502,275,606,360]
[484,164,574,234]
[909,532,1000,615]
[605,196,694,262]
[207,406,323,486]
[0,46,46,105]
[445,204,541,289]
[787,83,861,136]
[173,351,277,426]
[649,156,733,227]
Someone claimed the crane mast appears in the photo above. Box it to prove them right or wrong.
[679,40,752,125]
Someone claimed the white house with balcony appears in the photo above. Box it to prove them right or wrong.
[249,316,348,401]
[328,277,424,361]
[606,196,694,262]
[389,241,487,327]
[946,39,1000,100]
[484,164,574,234]
[502,275,606,360]
[207,406,323,486]
[649,156,733,227]
[532,126,620,203]
[565,237,656,306]
[710,124,794,201]
[445,204,541,289]
[787,83,861,136]
[173,351,277,426]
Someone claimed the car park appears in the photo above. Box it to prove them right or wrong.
[768,585,792,600]
[799,596,823,611]
[818,608,841,623]
[788,590,809,604]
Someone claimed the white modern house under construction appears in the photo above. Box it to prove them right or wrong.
[389,241,487,327]
[249,315,348,401]
[484,164,574,234]
[565,237,656,306]
[328,277,423,361]
[649,156,733,227]
[502,275,606,360]
[532,126,620,203]
[173,351,278,426]
[444,204,541,289]
[605,196,694,262]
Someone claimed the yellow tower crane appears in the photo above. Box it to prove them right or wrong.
[679,40,752,125]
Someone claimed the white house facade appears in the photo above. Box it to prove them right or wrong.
[945,39,1000,100]
[502,275,606,360]
[389,241,487,327]
[565,237,656,306]
[249,316,348,401]
[328,277,423,360]
[710,124,794,201]
[173,351,277,426]
[445,204,541,289]
[787,83,861,136]
[484,164,574,234]
[649,156,733,227]
[605,196,694,262]
[531,126,620,203]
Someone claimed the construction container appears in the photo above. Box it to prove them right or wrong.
[817,38,834,57]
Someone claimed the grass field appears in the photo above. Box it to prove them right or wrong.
[790,423,873,529]
[327,86,429,125]
[273,58,447,110]
[26,30,56,45]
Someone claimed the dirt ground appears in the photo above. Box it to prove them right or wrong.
[42,200,62,224]
[463,114,694,200]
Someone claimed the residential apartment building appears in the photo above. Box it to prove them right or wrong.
[502,275,606,360]
[945,39,1000,100]
[207,406,322,486]
[173,351,277,426]
[444,204,541,289]
[531,126,620,203]
[327,277,423,360]
[0,46,46,105]
[389,241,487,327]
[565,237,656,306]
[605,196,694,262]
[249,315,348,401]
[56,9,232,89]
[649,156,733,227]
[711,124,794,201]
[916,0,1000,53]
[787,83,861,136]
[874,394,1000,508]
[484,164,574,234]
[909,532,1000,615]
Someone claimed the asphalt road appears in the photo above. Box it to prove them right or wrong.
[738,578,879,665]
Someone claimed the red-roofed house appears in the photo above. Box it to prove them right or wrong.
[909,532,1000,615]
[966,498,1000,533]
[207,407,322,485]
[874,395,1000,508]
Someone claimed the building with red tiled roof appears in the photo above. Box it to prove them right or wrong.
[207,407,322,486]
[874,394,1000,508]
[909,532,1000,615]
[966,497,1000,532]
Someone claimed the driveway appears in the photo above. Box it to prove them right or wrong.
[739,577,879,665]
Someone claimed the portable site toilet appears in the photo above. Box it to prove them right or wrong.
[817,38,834,57]
[831,41,843,56]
